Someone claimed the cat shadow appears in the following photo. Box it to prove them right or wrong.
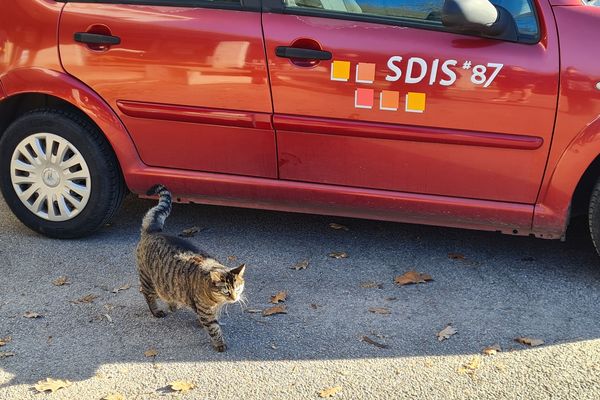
[1,195,599,389]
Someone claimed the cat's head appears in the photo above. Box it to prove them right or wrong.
[210,264,246,303]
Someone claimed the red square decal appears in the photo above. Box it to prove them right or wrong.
[355,88,374,109]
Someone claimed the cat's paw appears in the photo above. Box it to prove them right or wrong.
[152,310,167,318]
[214,343,227,352]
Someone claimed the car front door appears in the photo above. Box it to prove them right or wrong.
[262,0,558,203]
[59,0,276,178]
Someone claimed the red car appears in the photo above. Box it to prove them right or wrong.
[1,0,599,252]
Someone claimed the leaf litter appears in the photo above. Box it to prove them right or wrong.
[361,335,389,349]
[52,276,70,286]
[144,348,158,358]
[270,291,287,304]
[483,344,502,356]
[329,223,349,231]
[33,378,71,393]
[71,294,98,304]
[328,252,348,259]
[179,226,201,237]
[0,336,11,347]
[368,307,391,315]
[169,380,195,393]
[291,260,309,270]
[263,305,287,317]
[23,311,43,319]
[437,325,457,341]
[394,271,433,286]
[112,284,131,294]
[515,337,544,347]
[319,386,342,398]
[457,357,482,376]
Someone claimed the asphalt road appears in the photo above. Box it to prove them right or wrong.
[1,193,599,399]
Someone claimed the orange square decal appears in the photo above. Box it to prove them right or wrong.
[380,90,399,111]
[356,62,375,84]
[405,92,426,113]
[331,60,351,82]
[355,88,374,109]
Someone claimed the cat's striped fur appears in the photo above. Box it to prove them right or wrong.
[136,185,245,352]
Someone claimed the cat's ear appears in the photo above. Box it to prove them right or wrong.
[230,264,246,278]
[210,271,224,284]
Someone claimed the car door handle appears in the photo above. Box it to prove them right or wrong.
[74,32,121,45]
[275,46,332,61]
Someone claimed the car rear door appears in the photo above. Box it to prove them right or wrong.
[262,0,559,203]
[59,0,276,178]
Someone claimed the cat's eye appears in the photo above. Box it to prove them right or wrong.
[221,288,229,295]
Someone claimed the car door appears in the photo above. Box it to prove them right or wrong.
[262,0,558,203]
[59,0,277,178]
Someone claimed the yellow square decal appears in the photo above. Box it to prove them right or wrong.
[331,60,351,82]
[406,92,426,113]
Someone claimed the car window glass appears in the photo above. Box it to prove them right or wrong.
[284,0,538,40]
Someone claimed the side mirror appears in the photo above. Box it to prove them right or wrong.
[442,0,518,41]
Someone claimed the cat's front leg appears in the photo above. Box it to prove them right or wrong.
[197,315,227,352]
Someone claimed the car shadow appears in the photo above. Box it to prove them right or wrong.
[0,194,599,388]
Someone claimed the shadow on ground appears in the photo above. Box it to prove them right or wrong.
[0,194,599,387]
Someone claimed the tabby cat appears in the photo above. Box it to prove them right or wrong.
[136,185,246,352]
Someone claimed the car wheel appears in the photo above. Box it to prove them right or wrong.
[0,108,126,238]
[589,177,600,256]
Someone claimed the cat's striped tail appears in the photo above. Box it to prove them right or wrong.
[141,184,172,234]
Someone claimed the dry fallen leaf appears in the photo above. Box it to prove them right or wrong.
[52,276,70,286]
[310,304,320,310]
[319,386,342,398]
[0,352,15,359]
[227,255,237,262]
[437,325,458,341]
[361,281,383,289]
[112,284,131,294]
[169,380,195,393]
[0,336,11,347]
[328,252,348,259]
[245,309,263,314]
[34,378,71,393]
[179,226,200,237]
[262,305,287,317]
[23,311,43,319]
[368,307,391,315]
[394,270,433,286]
[144,348,158,357]
[458,357,481,375]
[329,223,349,231]
[270,291,287,304]
[515,337,544,347]
[291,260,309,270]
[483,344,502,356]
[361,335,389,349]
[448,252,466,260]
[102,394,125,400]
[72,294,98,304]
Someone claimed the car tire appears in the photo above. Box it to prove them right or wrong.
[589,177,600,256]
[0,108,126,238]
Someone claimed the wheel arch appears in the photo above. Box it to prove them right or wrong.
[0,68,144,190]
[534,116,600,238]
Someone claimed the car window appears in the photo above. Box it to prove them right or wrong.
[284,0,539,41]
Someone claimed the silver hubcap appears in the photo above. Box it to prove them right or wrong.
[10,133,91,222]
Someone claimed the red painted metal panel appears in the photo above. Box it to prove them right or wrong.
[122,115,277,178]
[534,4,600,238]
[127,165,535,236]
[59,4,276,177]
[263,11,559,203]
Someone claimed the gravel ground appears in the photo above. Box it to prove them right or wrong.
[0,193,599,399]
